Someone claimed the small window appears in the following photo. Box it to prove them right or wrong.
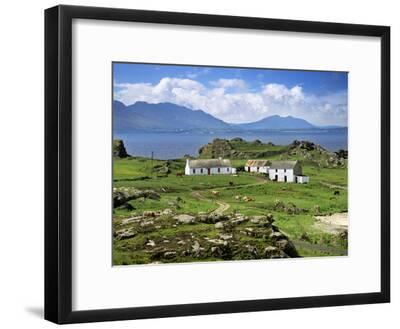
[218,168,220,173]
[200,169,203,173]
[227,168,229,172]
[284,169,286,173]
[193,169,195,174]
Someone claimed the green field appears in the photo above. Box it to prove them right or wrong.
[113,151,348,265]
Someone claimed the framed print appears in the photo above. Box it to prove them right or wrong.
[44,5,390,324]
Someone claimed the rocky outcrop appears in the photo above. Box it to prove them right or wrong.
[113,187,160,208]
[197,138,347,168]
[113,212,299,263]
[335,149,348,159]
[113,139,129,158]
[285,140,347,168]
[198,138,287,159]
[198,138,234,158]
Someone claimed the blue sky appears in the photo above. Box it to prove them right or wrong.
[113,62,348,126]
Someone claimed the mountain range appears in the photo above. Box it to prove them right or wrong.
[113,101,344,133]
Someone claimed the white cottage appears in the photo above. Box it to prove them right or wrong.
[268,160,309,183]
[185,158,236,176]
[244,160,271,173]
[244,159,309,183]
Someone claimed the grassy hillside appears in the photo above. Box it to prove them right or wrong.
[113,147,348,264]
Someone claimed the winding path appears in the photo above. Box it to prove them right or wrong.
[212,201,230,214]
[190,175,268,214]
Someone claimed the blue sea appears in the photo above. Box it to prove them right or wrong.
[115,128,348,160]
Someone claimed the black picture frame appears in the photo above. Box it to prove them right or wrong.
[45,4,390,324]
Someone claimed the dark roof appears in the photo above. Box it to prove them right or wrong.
[245,160,271,167]
[269,160,299,170]
[187,159,232,169]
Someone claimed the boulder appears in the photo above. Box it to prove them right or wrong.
[269,231,285,240]
[163,251,177,259]
[230,216,248,225]
[218,233,233,241]
[276,239,299,257]
[115,228,136,240]
[211,246,222,257]
[140,220,154,227]
[175,214,196,224]
[263,246,279,258]
[201,213,229,224]
[143,210,160,217]
[113,188,160,208]
[162,208,173,216]
[146,239,156,247]
[215,222,225,229]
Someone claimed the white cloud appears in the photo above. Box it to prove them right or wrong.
[114,78,347,126]
[210,78,246,90]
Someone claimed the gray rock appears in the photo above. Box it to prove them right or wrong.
[264,246,278,257]
[219,233,233,240]
[146,239,156,247]
[276,239,299,257]
[143,210,160,217]
[215,222,225,229]
[140,220,154,227]
[175,214,196,224]
[121,216,142,225]
[163,251,177,259]
[270,231,285,239]
[115,228,136,240]
[211,246,221,256]
[231,218,247,226]
[113,188,160,208]
[192,241,201,252]
[162,208,173,216]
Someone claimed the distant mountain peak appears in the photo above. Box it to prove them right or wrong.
[113,101,343,132]
[113,101,229,132]
[236,114,315,130]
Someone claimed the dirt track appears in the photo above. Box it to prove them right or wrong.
[190,191,230,214]
[212,201,230,214]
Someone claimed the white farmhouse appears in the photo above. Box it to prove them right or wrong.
[268,160,309,183]
[244,159,309,183]
[185,158,236,176]
[244,160,271,173]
